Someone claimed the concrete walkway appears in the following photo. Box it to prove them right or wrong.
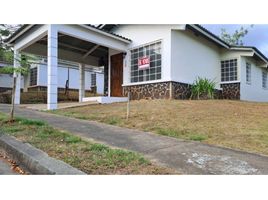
[19,101,98,111]
[1,104,268,174]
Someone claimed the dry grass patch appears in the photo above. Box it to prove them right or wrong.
[0,112,174,174]
[52,99,268,155]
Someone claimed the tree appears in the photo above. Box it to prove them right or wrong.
[0,24,33,122]
[220,25,253,46]
[0,25,20,63]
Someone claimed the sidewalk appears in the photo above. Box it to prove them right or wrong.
[1,104,268,174]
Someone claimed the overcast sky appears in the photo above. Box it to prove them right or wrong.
[202,24,268,57]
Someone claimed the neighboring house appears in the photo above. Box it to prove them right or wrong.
[0,61,24,92]
[4,24,268,110]
[0,59,104,95]
[26,58,104,94]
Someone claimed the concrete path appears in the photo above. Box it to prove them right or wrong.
[1,104,268,174]
[19,101,98,111]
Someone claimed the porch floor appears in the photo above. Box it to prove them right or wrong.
[19,101,99,111]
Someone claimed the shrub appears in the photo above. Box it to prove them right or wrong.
[190,77,216,100]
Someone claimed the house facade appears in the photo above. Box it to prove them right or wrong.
[110,24,268,102]
[4,24,268,110]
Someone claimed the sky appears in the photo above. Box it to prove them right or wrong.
[202,24,268,57]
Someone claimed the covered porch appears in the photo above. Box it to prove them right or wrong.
[7,25,131,110]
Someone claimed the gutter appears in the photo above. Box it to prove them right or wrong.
[230,46,268,65]
[78,24,132,44]
[188,24,230,48]
[4,25,34,45]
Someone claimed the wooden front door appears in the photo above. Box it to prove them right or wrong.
[111,53,123,97]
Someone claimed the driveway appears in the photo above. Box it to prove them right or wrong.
[1,104,268,174]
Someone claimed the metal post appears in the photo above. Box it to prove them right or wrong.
[126,92,130,120]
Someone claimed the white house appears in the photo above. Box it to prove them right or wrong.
[26,59,104,94]
[4,24,268,110]
[0,59,104,95]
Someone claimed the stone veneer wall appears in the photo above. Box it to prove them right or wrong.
[221,82,240,100]
[171,82,192,99]
[123,82,171,100]
[123,81,224,100]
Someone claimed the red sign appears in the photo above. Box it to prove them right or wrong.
[138,56,150,70]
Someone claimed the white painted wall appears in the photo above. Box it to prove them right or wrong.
[96,73,104,94]
[113,25,185,85]
[171,29,222,89]
[0,73,24,89]
[36,63,104,94]
[240,57,268,102]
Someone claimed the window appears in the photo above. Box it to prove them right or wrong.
[262,70,267,89]
[30,67,37,86]
[246,62,251,84]
[221,59,238,82]
[91,73,96,87]
[130,41,161,83]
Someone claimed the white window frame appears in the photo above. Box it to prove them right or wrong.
[221,59,238,83]
[129,40,162,83]
[246,62,251,85]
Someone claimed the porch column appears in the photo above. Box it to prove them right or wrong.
[13,49,21,104]
[47,25,58,110]
[79,63,85,102]
[108,51,111,97]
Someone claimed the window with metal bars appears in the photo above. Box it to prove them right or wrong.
[221,59,238,82]
[130,41,161,83]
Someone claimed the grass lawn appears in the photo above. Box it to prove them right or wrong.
[51,99,268,156]
[0,112,174,174]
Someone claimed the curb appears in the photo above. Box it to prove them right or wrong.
[0,134,86,175]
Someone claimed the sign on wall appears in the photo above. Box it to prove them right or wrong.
[138,56,150,70]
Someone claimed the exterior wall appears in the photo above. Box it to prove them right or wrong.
[0,73,24,91]
[171,29,222,89]
[96,73,104,94]
[36,63,104,94]
[113,25,185,86]
[171,81,192,99]
[240,57,268,102]
[221,82,240,100]
[123,81,171,100]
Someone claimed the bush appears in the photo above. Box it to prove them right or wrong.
[191,77,216,100]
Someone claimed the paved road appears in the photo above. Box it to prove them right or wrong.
[1,104,268,174]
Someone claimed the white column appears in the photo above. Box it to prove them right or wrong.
[47,25,58,110]
[79,63,85,102]
[14,49,21,104]
[108,50,111,97]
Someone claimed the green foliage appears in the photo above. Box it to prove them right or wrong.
[16,117,46,126]
[88,143,109,152]
[191,77,216,100]
[0,24,34,76]
[189,134,208,141]
[105,117,121,125]
[64,135,82,143]
[220,25,253,46]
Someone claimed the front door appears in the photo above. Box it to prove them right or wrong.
[111,53,123,97]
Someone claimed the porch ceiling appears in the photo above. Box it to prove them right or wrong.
[37,34,108,58]
[22,32,109,66]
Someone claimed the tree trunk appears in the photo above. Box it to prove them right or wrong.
[10,76,17,122]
